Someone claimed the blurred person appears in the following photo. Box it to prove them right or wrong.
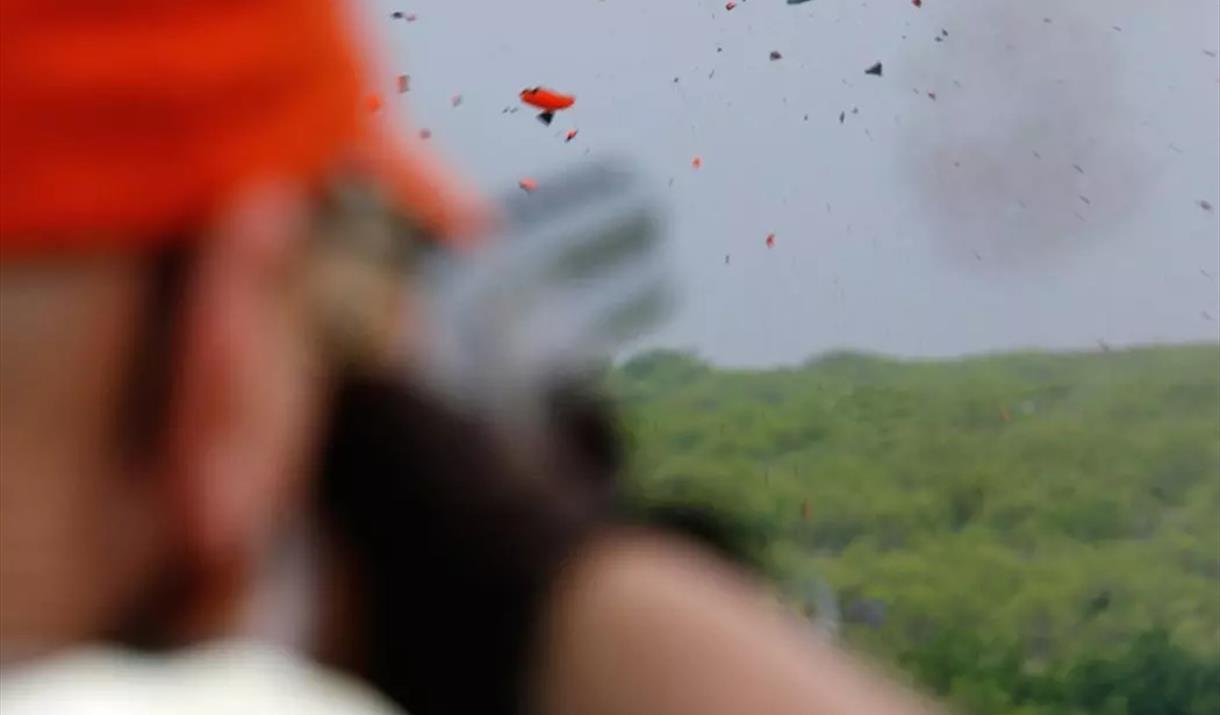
[0,2,944,714]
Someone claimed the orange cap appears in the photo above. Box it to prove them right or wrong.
[0,0,366,255]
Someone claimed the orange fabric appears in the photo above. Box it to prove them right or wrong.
[351,123,488,248]
[0,0,365,254]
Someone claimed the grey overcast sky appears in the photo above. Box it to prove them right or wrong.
[359,0,1218,367]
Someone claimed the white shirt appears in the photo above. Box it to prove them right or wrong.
[0,641,404,715]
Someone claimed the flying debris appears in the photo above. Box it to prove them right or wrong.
[927,91,937,101]
[787,0,814,4]
[518,177,538,193]
[396,74,410,94]
[839,110,845,123]
[912,0,922,6]
[865,62,883,76]
[405,13,417,22]
[450,94,463,107]
[418,128,431,140]
[770,50,783,61]
[520,87,575,126]
[725,254,731,265]
[725,1,737,10]
[691,156,703,169]
[565,129,579,143]
[1201,199,1215,212]
[364,93,383,113]
[766,233,776,248]
[391,10,404,18]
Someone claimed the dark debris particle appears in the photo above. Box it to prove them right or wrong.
[865,62,883,76]
[770,50,783,61]
[935,36,943,43]
[941,28,949,36]
[1200,199,1214,212]
[391,10,404,18]
[1073,163,1085,174]
[839,111,845,123]
[1204,50,1218,58]
[852,107,859,114]
[927,91,937,101]
[1079,195,1091,206]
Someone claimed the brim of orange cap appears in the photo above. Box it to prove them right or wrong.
[353,124,490,251]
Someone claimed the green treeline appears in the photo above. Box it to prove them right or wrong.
[610,344,1220,715]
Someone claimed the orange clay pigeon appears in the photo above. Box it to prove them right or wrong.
[565,129,579,142]
[518,177,538,193]
[520,87,574,125]
[766,233,776,248]
[691,155,703,169]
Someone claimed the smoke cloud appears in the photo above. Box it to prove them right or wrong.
[898,0,1155,269]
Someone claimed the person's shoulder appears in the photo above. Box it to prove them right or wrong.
[0,640,405,715]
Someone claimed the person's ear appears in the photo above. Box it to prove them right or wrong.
[157,184,320,632]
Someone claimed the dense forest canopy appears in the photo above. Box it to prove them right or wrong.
[611,343,1220,715]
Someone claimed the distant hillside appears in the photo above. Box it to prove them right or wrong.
[610,344,1220,715]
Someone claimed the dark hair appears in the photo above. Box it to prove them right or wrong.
[117,241,194,461]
